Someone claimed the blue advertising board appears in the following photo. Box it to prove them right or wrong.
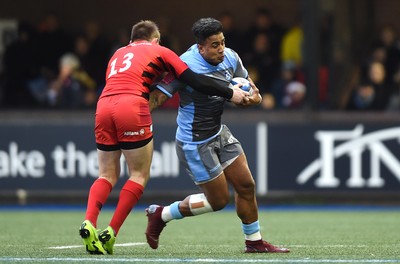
[1,112,400,196]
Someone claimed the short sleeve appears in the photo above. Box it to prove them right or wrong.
[232,50,248,78]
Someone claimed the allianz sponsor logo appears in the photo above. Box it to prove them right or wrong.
[123,125,152,136]
[124,129,145,136]
[297,125,400,188]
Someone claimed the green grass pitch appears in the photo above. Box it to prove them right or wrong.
[0,207,399,263]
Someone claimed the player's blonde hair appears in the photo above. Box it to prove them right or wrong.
[130,20,160,42]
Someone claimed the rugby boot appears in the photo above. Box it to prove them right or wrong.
[79,220,106,254]
[99,226,116,254]
[145,204,166,249]
[245,239,290,253]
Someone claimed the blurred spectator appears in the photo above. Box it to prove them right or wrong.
[282,81,306,109]
[280,16,303,68]
[252,76,275,109]
[388,62,400,110]
[359,46,387,87]
[347,62,394,110]
[355,25,400,111]
[33,13,73,80]
[319,13,334,67]
[245,32,280,94]
[243,8,285,63]
[74,35,92,74]
[81,20,111,93]
[110,28,130,54]
[267,61,306,109]
[318,13,333,108]
[218,11,242,53]
[372,25,400,86]
[348,82,375,110]
[47,53,97,109]
[1,22,38,108]
[157,16,181,54]
[280,14,332,109]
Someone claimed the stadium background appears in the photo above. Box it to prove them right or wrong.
[0,0,400,205]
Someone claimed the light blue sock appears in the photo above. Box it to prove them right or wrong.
[241,220,260,235]
[170,201,184,219]
[241,220,262,241]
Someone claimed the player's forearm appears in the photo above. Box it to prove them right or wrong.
[178,68,233,99]
[149,90,169,112]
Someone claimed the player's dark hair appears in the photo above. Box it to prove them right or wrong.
[130,20,160,42]
[192,18,223,44]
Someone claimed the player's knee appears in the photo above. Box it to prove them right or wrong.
[128,170,150,186]
[238,178,256,199]
[210,199,228,211]
[207,193,229,211]
[244,178,256,192]
[99,175,118,187]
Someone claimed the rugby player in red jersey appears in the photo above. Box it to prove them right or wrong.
[79,20,248,255]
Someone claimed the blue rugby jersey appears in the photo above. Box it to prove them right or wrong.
[156,44,248,143]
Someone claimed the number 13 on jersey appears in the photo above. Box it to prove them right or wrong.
[108,52,134,79]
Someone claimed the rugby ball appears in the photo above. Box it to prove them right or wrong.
[230,77,253,96]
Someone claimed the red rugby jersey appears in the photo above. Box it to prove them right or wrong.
[100,40,188,98]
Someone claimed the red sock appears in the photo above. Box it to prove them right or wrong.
[109,180,144,235]
[85,178,112,227]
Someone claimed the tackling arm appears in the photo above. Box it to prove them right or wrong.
[178,68,233,99]
[149,89,170,112]
[179,68,249,104]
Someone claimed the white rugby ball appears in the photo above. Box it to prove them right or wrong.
[230,77,253,96]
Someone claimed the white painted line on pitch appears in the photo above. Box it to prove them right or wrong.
[1,257,400,263]
[48,242,146,249]
[116,242,146,247]
[48,245,81,249]
[288,244,369,248]
[48,243,387,250]
[177,244,371,248]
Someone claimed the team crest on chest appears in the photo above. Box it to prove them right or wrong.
[225,70,232,81]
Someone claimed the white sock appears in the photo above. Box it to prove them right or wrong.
[161,201,183,222]
[161,206,173,222]
[245,231,262,241]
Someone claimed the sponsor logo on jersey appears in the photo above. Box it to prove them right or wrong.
[124,128,146,136]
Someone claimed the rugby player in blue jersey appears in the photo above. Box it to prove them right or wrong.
[146,18,289,253]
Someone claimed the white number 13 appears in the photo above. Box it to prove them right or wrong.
[108,52,134,78]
